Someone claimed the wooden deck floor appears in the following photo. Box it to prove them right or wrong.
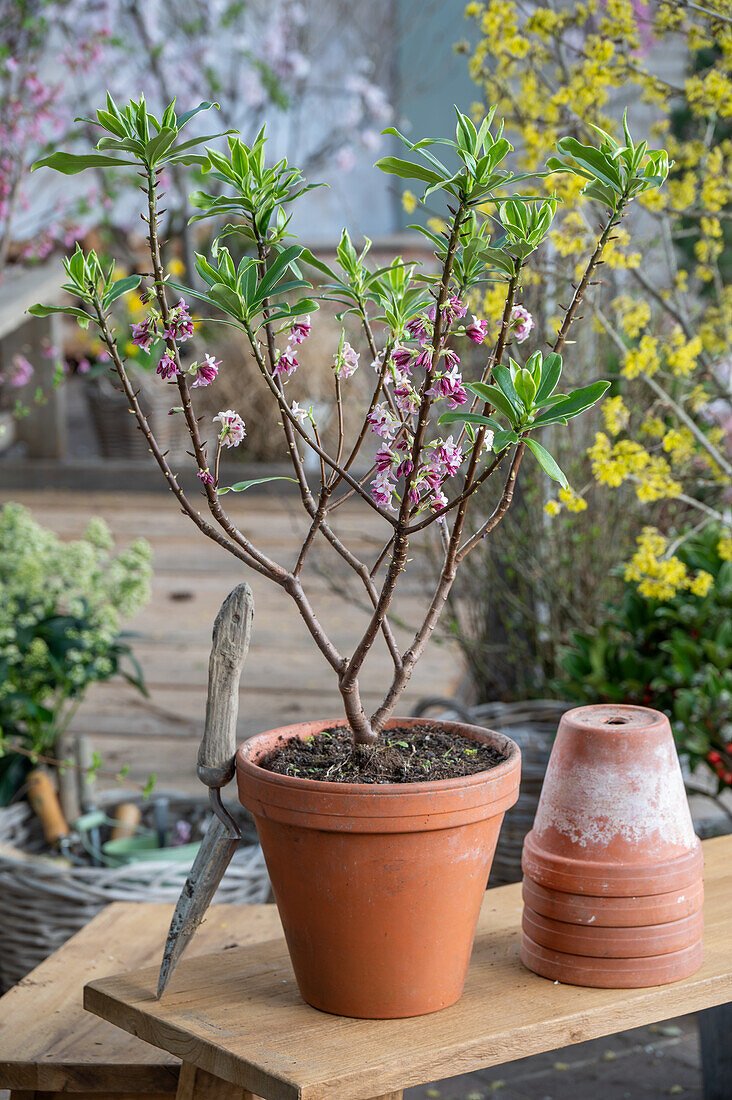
[3,490,463,795]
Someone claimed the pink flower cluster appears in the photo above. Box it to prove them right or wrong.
[335,341,359,380]
[510,304,534,343]
[191,353,221,388]
[0,354,34,388]
[214,409,247,448]
[164,299,195,342]
[273,315,311,378]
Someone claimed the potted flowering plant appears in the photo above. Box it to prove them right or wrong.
[31,94,669,1017]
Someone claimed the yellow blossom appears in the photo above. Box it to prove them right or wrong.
[688,571,714,598]
[544,499,562,516]
[664,327,702,378]
[559,487,587,512]
[622,335,660,379]
[427,217,445,235]
[402,190,417,214]
[718,536,732,562]
[662,427,695,466]
[634,455,682,503]
[688,385,709,413]
[168,257,185,277]
[612,295,651,339]
[602,394,630,436]
[640,416,666,438]
[624,528,688,601]
[123,341,138,358]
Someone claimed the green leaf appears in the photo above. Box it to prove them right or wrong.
[534,352,562,404]
[493,429,519,451]
[217,476,297,495]
[144,127,177,164]
[532,380,610,426]
[32,152,134,174]
[466,382,518,424]
[437,411,502,429]
[105,274,141,305]
[297,248,337,280]
[28,303,91,328]
[526,439,568,488]
[177,101,219,128]
[374,157,442,185]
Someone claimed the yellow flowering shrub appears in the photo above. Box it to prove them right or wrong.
[464,0,731,599]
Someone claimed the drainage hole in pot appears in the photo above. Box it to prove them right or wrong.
[605,717,629,724]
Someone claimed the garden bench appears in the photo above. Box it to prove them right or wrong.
[1,835,729,1100]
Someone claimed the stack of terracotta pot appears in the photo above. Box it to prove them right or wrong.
[521,704,704,988]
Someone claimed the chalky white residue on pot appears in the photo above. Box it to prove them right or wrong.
[535,740,696,851]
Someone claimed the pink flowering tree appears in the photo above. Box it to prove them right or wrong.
[32,96,670,745]
[1,0,391,281]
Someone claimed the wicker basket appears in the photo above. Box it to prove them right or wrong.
[87,375,189,461]
[412,697,567,886]
[0,794,270,992]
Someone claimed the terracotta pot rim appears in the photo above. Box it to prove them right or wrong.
[236,716,521,796]
[523,829,702,876]
[521,875,704,926]
[559,703,670,734]
[522,905,704,958]
[521,932,704,987]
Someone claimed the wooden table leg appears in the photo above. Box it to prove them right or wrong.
[175,1063,263,1100]
[174,1065,403,1100]
[698,1002,732,1100]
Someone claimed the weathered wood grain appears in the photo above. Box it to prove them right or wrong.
[0,903,282,1093]
[85,837,732,1100]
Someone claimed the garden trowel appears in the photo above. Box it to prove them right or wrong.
[156,582,254,998]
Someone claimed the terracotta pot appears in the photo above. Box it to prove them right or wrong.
[236,717,521,1019]
[522,705,702,897]
[522,876,704,928]
[520,933,703,988]
[522,906,703,958]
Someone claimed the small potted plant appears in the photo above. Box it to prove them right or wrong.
[31,95,669,1017]
[0,503,152,803]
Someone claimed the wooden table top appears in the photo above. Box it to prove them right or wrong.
[0,902,283,1092]
[84,836,732,1100]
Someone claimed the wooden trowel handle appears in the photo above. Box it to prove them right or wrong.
[197,583,254,789]
[27,768,69,847]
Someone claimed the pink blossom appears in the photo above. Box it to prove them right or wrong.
[77,358,91,374]
[442,349,460,370]
[465,315,490,343]
[289,315,311,344]
[392,346,413,371]
[367,403,398,439]
[394,381,420,416]
[430,487,449,511]
[164,299,194,342]
[214,409,247,448]
[395,457,414,479]
[273,348,298,377]
[197,468,215,486]
[6,355,33,387]
[374,445,395,473]
[191,353,220,388]
[156,352,179,379]
[428,296,467,326]
[415,347,433,371]
[406,316,429,344]
[335,147,356,173]
[370,472,398,511]
[335,341,359,379]
[290,401,309,423]
[131,317,157,351]
[510,304,534,344]
[426,366,468,409]
[432,436,464,477]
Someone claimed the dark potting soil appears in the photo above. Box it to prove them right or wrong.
[257,722,507,784]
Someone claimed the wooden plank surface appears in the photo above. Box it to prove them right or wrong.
[0,491,462,794]
[0,903,283,1092]
[84,837,732,1100]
